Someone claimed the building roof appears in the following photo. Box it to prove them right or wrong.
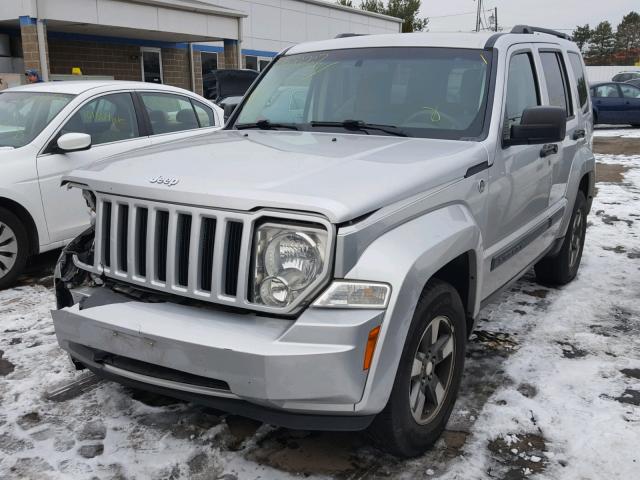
[295,0,403,24]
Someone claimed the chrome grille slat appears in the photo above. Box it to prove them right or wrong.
[126,203,137,279]
[88,193,334,315]
[110,202,119,276]
[165,210,178,289]
[145,207,157,285]
[187,214,202,292]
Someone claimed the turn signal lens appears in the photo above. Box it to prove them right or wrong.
[313,281,390,309]
[363,326,381,371]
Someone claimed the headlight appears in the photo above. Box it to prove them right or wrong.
[251,222,328,308]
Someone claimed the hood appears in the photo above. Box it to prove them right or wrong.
[64,131,488,223]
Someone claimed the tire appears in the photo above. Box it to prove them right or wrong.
[0,207,29,290]
[534,191,587,286]
[368,279,466,457]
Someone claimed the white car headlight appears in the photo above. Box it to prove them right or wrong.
[251,222,328,308]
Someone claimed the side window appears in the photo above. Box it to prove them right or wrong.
[539,51,572,116]
[191,99,216,127]
[505,52,540,131]
[568,53,589,111]
[594,85,620,98]
[140,93,199,134]
[62,93,139,146]
[620,84,640,99]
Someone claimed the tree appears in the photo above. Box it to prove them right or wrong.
[615,12,640,64]
[385,0,428,32]
[360,0,385,13]
[336,0,354,6]
[588,21,616,65]
[360,0,428,32]
[572,24,591,54]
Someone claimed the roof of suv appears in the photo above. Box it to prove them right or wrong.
[287,30,575,55]
[6,80,197,96]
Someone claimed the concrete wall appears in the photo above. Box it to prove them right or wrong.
[586,65,640,83]
[198,0,401,57]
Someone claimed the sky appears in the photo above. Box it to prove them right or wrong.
[420,0,637,33]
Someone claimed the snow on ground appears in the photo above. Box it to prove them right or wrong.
[0,151,639,480]
[593,126,640,138]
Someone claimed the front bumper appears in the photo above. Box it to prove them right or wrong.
[52,287,384,430]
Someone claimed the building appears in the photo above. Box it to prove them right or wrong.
[0,0,401,96]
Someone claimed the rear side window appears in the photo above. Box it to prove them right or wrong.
[594,84,620,98]
[540,51,573,117]
[505,52,540,129]
[191,99,216,127]
[140,93,199,134]
[620,84,640,99]
[568,53,589,110]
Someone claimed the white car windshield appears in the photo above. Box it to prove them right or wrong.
[0,91,74,148]
[234,47,493,139]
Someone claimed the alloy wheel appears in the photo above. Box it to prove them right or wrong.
[569,209,584,269]
[0,221,18,279]
[409,315,456,424]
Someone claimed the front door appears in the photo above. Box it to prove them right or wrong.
[482,46,553,298]
[141,48,163,84]
[593,84,625,124]
[37,92,150,243]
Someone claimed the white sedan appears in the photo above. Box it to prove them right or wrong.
[0,80,223,288]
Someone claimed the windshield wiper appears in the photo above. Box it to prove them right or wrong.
[310,120,408,137]
[235,119,299,131]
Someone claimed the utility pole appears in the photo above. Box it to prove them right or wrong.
[494,6,498,32]
[475,0,483,32]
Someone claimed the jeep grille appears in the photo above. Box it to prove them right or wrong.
[74,193,334,314]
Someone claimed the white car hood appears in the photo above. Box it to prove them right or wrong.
[64,130,488,223]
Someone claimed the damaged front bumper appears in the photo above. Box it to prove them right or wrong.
[53,240,382,429]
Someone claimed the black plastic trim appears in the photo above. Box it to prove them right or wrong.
[464,161,490,178]
[490,207,565,271]
[67,344,375,432]
[511,25,572,40]
[484,33,505,49]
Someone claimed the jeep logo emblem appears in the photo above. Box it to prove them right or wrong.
[149,176,179,186]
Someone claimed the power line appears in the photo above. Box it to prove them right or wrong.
[426,9,494,20]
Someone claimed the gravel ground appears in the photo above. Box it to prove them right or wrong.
[0,136,639,480]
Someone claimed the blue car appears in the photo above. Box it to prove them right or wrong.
[590,81,640,126]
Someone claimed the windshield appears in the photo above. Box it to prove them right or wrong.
[234,47,493,139]
[0,92,74,148]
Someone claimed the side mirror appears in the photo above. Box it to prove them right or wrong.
[223,103,239,123]
[505,106,566,146]
[57,132,92,152]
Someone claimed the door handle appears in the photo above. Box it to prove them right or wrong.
[572,129,585,140]
[540,144,558,158]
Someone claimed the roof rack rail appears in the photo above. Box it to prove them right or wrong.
[511,25,572,41]
[334,33,366,39]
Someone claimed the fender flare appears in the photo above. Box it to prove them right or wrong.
[345,203,483,414]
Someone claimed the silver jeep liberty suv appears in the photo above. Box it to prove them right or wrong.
[52,26,595,457]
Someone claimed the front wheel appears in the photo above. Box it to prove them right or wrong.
[535,191,587,285]
[0,207,28,290]
[368,280,466,457]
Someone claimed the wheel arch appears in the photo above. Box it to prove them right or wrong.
[0,197,40,256]
[347,203,483,414]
